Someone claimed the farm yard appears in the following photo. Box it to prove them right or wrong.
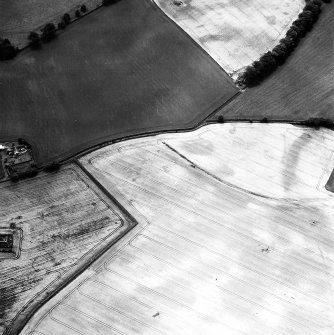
[215,2,334,121]
[154,0,304,74]
[0,0,100,48]
[21,123,334,335]
[0,0,237,166]
[0,164,135,335]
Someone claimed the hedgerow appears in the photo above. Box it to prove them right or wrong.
[0,38,18,60]
[237,0,329,87]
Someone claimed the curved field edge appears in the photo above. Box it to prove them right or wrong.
[213,2,334,121]
[0,0,238,167]
[153,0,304,74]
[20,123,334,335]
[0,162,138,335]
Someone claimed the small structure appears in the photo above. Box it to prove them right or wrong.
[0,226,22,259]
[0,233,14,253]
[0,140,37,181]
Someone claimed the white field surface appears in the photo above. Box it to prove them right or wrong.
[21,124,334,335]
[154,0,304,74]
[0,164,134,335]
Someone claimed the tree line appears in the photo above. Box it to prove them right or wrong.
[28,4,88,48]
[237,0,330,87]
[0,3,90,59]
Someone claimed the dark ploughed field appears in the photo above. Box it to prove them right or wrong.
[0,0,238,165]
[215,2,334,121]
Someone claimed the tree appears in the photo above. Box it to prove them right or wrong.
[62,13,71,25]
[307,0,322,6]
[10,172,19,182]
[28,32,41,48]
[43,162,60,172]
[103,0,119,6]
[25,168,38,178]
[18,138,31,148]
[286,28,300,40]
[0,38,18,60]
[299,10,318,21]
[305,3,322,15]
[290,24,306,38]
[41,23,56,42]
[279,37,296,53]
[75,10,81,18]
[258,52,278,74]
[81,4,87,12]
[293,17,312,32]
[272,45,287,64]
[58,21,66,30]
[303,118,334,129]
[242,65,261,87]
[252,60,266,79]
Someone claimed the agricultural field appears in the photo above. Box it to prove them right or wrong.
[0,0,237,166]
[154,0,304,74]
[0,0,100,47]
[21,124,334,335]
[0,164,135,335]
[215,2,334,120]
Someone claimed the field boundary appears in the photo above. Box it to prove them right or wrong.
[1,117,329,187]
[149,0,234,80]
[1,0,102,50]
[0,0,239,169]
[0,91,240,174]
[3,161,139,335]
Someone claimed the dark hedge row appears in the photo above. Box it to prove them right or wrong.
[27,5,89,48]
[0,4,90,58]
[237,0,329,87]
[9,165,38,182]
[102,0,120,6]
[0,38,18,60]
[302,118,334,129]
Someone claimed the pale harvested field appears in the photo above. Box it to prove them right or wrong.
[154,0,304,74]
[21,124,334,335]
[0,0,100,47]
[0,164,135,335]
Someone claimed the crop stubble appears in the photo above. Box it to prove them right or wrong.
[154,0,304,73]
[21,124,334,335]
[0,164,134,334]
